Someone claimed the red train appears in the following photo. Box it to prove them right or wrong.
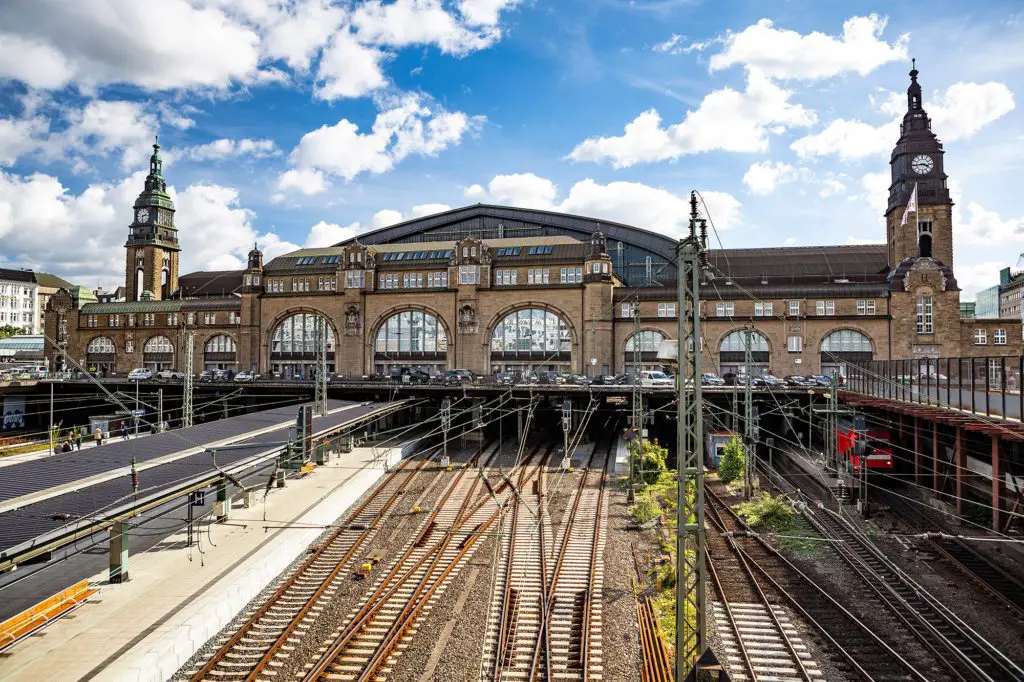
[836,419,893,473]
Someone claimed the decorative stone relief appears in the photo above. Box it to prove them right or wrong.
[345,303,361,335]
[458,303,478,334]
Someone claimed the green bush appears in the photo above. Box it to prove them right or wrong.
[734,491,793,532]
[718,438,745,484]
[631,439,668,486]
[631,490,662,523]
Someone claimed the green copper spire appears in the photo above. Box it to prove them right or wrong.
[145,136,167,195]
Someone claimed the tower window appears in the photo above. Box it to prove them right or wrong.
[916,295,933,334]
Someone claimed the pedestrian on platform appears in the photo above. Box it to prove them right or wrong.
[61,438,72,453]
[94,426,103,447]
[122,425,129,441]
[74,428,82,451]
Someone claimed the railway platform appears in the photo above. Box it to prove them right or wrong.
[0,443,408,682]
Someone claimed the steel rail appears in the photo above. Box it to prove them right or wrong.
[527,432,612,681]
[705,489,813,682]
[632,543,673,682]
[190,453,430,681]
[354,445,552,682]
[302,442,549,681]
[807,505,1021,682]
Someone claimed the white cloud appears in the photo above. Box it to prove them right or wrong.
[370,209,406,229]
[0,169,294,286]
[463,173,742,237]
[459,0,521,27]
[315,29,388,100]
[954,260,1006,300]
[464,173,558,209]
[60,100,159,169]
[956,202,1024,245]
[742,161,797,195]
[186,138,279,161]
[568,70,815,168]
[351,0,499,56]
[275,168,331,197]
[303,220,364,248]
[792,81,1015,161]
[408,203,452,218]
[0,0,261,91]
[652,34,684,54]
[262,0,346,70]
[709,15,908,80]
[0,116,48,166]
[859,171,890,215]
[157,102,197,130]
[929,82,1016,141]
[819,178,847,197]
[286,94,483,182]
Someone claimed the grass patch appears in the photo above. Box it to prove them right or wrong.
[0,441,44,457]
[733,491,794,533]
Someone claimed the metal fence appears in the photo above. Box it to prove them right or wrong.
[846,355,1023,421]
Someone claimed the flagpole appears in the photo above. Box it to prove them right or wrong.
[914,182,919,255]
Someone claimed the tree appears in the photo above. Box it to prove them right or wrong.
[718,437,745,484]
[633,438,668,486]
[0,325,23,339]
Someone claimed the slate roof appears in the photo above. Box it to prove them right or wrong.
[34,272,73,289]
[178,270,244,297]
[0,268,36,284]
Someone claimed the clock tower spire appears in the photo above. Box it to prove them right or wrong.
[884,60,953,268]
[125,138,180,301]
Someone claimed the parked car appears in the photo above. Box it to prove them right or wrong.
[564,373,591,386]
[198,370,216,383]
[640,370,674,387]
[537,371,565,385]
[591,374,622,386]
[234,370,258,382]
[127,367,152,381]
[212,369,231,382]
[390,367,431,384]
[809,375,834,387]
[722,372,745,386]
[156,369,185,381]
[443,369,476,385]
[783,375,815,387]
[761,374,786,388]
[701,373,725,386]
[494,371,519,385]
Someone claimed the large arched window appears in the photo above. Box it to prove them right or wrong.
[204,334,237,370]
[820,329,873,381]
[490,308,570,373]
[87,337,115,354]
[86,336,116,375]
[624,330,668,374]
[143,335,174,371]
[269,313,335,380]
[625,330,666,352]
[719,329,770,374]
[373,310,447,376]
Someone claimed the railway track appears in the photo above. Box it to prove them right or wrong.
[876,489,1024,620]
[300,439,551,681]
[188,448,444,681]
[482,436,610,681]
[706,478,930,682]
[805,500,1024,681]
[632,544,672,682]
[704,485,821,682]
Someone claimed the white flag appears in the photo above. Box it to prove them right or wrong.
[902,183,918,226]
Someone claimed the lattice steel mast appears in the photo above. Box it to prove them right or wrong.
[314,315,328,417]
[676,191,708,677]
[183,329,194,428]
[630,301,643,503]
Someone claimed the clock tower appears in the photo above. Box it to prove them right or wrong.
[884,61,954,268]
[125,139,180,301]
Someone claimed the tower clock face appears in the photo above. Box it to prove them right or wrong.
[911,154,934,175]
[136,208,150,222]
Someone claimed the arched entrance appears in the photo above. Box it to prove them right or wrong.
[204,334,237,371]
[719,329,770,375]
[86,336,116,376]
[624,330,668,375]
[269,312,335,380]
[143,335,174,372]
[820,329,873,381]
[490,308,571,375]
[373,310,448,376]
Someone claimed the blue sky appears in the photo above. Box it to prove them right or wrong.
[0,0,1021,298]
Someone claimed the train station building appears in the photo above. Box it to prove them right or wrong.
[44,66,1021,379]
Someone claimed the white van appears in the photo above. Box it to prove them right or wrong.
[640,370,673,387]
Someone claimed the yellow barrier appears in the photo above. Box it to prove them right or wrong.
[0,579,98,650]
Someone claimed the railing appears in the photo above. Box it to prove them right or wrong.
[846,355,1024,421]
